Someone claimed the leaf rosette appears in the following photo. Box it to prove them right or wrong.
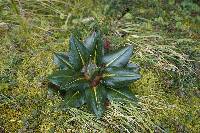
[48,31,141,117]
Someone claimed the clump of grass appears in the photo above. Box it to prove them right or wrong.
[132,70,200,132]
[107,16,199,92]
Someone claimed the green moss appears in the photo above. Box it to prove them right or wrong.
[1,0,199,132]
[131,70,200,132]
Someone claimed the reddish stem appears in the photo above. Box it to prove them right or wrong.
[90,75,102,87]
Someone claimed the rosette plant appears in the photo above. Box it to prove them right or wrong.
[48,31,141,117]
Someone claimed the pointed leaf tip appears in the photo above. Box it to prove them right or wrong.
[103,66,141,87]
[68,34,90,71]
[54,52,73,69]
[84,31,98,55]
[84,31,104,65]
[107,87,138,103]
[85,86,107,118]
[103,45,133,67]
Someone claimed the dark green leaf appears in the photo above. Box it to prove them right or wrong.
[48,31,141,118]
[61,78,89,92]
[85,85,107,118]
[102,45,133,67]
[103,66,141,87]
[127,63,140,73]
[84,32,104,65]
[48,70,88,91]
[61,91,86,107]
[86,63,97,78]
[48,70,75,86]
[107,87,137,103]
[63,90,86,108]
[68,35,90,71]
[84,32,97,54]
[54,52,73,70]
[48,82,60,94]
[94,33,104,65]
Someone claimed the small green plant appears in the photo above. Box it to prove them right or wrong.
[48,31,141,117]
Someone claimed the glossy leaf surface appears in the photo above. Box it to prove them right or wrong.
[107,87,137,102]
[102,45,133,67]
[54,52,73,70]
[48,70,88,92]
[69,35,90,71]
[48,32,141,118]
[127,63,140,72]
[85,85,107,118]
[103,66,141,87]
[84,31,104,65]
[63,90,86,108]
[84,32,97,54]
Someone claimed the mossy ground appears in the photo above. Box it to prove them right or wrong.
[0,0,200,132]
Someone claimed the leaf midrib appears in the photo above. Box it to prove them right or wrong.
[109,87,134,101]
[106,47,129,67]
[103,74,137,78]
[55,54,73,68]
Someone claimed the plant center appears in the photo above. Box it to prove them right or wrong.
[82,63,102,87]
